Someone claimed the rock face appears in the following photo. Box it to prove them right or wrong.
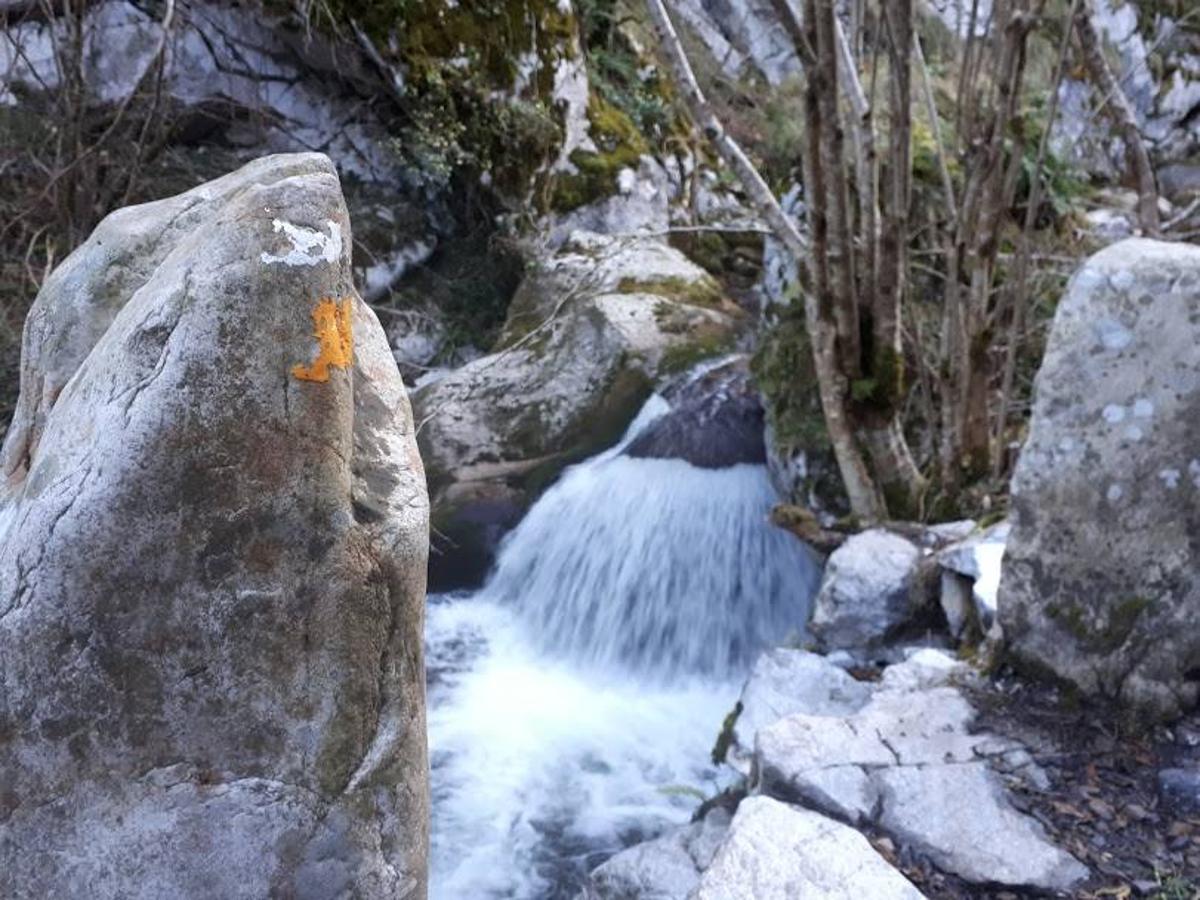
[0,154,430,898]
[808,529,928,651]
[999,239,1200,717]
[416,232,741,590]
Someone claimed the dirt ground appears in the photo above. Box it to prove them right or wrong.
[865,667,1200,899]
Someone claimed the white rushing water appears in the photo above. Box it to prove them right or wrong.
[426,395,821,899]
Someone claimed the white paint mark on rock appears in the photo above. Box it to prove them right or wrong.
[1132,398,1155,418]
[260,218,343,267]
[1160,469,1181,490]
[1106,483,1124,502]
[1102,404,1126,424]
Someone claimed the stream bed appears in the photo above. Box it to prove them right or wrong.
[425,395,821,898]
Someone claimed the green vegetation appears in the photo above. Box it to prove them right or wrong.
[549,94,649,212]
[618,274,724,307]
[710,701,743,765]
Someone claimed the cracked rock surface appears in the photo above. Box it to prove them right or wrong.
[752,650,1088,892]
[0,153,430,899]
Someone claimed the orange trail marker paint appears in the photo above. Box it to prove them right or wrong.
[292,296,353,382]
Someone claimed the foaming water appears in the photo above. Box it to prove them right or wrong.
[426,393,822,898]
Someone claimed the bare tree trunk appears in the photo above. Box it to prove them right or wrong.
[862,0,925,514]
[1073,0,1160,236]
[644,0,885,521]
[811,0,861,378]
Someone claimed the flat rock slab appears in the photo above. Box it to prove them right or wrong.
[752,653,1087,892]
[728,647,872,773]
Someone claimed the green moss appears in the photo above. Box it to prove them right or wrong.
[710,701,743,766]
[617,274,724,307]
[521,363,653,495]
[1101,596,1153,649]
[302,0,578,201]
[659,326,735,374]
[548,94,648,212]
[1047,596,1153,653]
[751,314,832,456]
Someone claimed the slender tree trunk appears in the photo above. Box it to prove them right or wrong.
[644,0,885,520]
[863,0,925,514]
[811,0,861,378]
[1073,0,1160,236]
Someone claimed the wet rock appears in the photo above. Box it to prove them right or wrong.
[999,239,1200,718]
[625,358,766,468]
[692,797,926,900]
[0,154,430,898]
[416,232,740,591]
[1158,768,1200,817]
[808,529,926,651]
[579,808,730,900]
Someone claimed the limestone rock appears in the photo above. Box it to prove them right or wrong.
[727,648,871,774]
[667,0,800,85]
[691,797,925,900]
[0,154,430,899]
[999,239,1200,717]
[579,808,730,900]
[808,529,925,651]
[417,232,740,590]
[753,662,1087,892]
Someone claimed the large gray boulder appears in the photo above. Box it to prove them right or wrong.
[0,154,430,898]
[416,231,741,589]
[999,239,1200,718]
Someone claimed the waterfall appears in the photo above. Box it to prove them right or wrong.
[482,397,820,680]
[427,390,823,899]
